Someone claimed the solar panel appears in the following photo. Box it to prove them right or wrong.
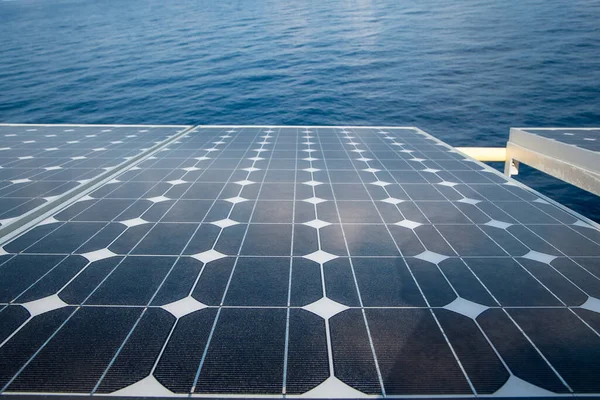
[522,128,600,152]
[506,127,600,196]
[0,126,599,398]
[0,125,189,231]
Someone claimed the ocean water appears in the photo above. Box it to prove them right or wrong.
[1,0,599,220]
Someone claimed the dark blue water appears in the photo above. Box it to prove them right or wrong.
[1,0,599,220]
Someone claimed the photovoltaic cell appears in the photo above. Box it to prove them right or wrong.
[0,126,599,398]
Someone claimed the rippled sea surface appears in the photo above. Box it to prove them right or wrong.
[1,0,599,219]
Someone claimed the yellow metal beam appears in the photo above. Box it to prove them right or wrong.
[455,147,506,162]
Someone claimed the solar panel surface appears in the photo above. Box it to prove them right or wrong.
[0,126,599,398]
[0,125,188,229]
